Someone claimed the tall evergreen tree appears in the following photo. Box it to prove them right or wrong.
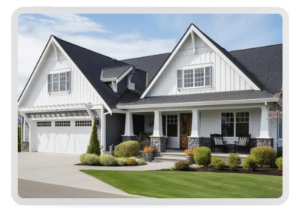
[86,120,100,155]
[18,126,22,152]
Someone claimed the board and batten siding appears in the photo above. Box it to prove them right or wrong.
[147,34,254,97]
[19,44,104,108]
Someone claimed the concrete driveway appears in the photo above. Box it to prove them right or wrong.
[18,153,137,198]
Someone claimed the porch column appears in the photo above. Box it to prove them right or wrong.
[188,109,201,149]
[150,110,166,152]
[122,112,137,142]
[257,105,273,147]
[259,105,270,138]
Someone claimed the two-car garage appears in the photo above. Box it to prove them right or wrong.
[31,120,93,154]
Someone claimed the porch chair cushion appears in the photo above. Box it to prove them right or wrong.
[239,137,248,146]
[214,137,224,145]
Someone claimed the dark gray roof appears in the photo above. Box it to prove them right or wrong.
[229,44,282,94]
[54,36,129,109]
[101,65,132,80]
[117,90,274,107]
[121,53,170,84]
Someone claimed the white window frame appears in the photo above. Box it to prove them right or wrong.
[75,120,92,127]
[162,113,179,138]
[48,68,71,94]
[178,63,213,90]
[37,121,52,127]
[221,111,250,137]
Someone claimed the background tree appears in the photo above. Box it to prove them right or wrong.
[86,120,100,155]
[18,126,22,152]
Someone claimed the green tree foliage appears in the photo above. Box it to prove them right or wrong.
[86,120,100,156]
[18,126,22,152]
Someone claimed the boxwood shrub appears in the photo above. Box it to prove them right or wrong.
[250,146,275,167]
[86,154,100,165]
[114,141,140,157]
[80,153,89,164]
[243,155,258,171]
[137,158,146,165]
[174,161,189,170]
[276,157,283,170]
[99,155,118,166]
[116,158,127,166]
[125,158,137,166]
[227,153,241,171]
[211,156,225,170]
[193,147,211,166]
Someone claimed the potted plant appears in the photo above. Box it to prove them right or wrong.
[144,146,154,162]
[184,149,194,165]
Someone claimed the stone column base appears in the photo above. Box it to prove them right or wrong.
[150,137,166,152]
[121,135,137,142]
[22,141,29,152]
[188,137,200,149]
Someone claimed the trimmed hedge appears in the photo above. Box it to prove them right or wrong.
[276,157,283,170]
[114,141,140,157]
[250,146,275,167]
[99,155,118,166]
[137,158,146,165]
[174,161,189,170]
[125,158,137,166]
[86,154,100,165]
[80,153,89,164]
[211,157,225,170]
[227,153,241,171]
[193,147,211,166]
[116,158,127,166]
[243,155,258,171]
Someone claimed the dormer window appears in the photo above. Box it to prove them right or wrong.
[177,65,212,89]
[48,69,71,94]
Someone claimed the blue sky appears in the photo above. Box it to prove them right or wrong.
[18,14,282,95]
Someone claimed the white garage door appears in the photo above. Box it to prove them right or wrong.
[32,120,93,154]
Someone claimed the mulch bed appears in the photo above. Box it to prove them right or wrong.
[159,166,282,176]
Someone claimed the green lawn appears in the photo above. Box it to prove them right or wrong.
[81,170,282,198]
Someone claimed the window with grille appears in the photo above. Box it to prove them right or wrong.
[178,66,212,89]
[48,71,71,93]
[55,121,70,127]
[221,112,249,137]
[75,121,92,127]
[166,115,178,137]
[37,122,51,127]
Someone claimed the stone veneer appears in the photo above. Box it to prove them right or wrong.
[22,141,29,152]
[150,137,166,152]
[121,136,137,142]
[188,137,200,149]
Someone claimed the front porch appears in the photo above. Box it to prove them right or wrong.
[119,103,274,154]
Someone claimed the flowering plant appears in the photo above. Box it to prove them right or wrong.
[144,146,154,154]
[184,149,194,156]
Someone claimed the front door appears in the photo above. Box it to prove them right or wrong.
[180,113,192,149]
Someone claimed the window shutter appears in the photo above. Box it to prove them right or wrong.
[48,74,52,93]
[67,71,71,91]
[177,70,183,89]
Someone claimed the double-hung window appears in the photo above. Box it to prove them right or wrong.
[48,70,71,93]
[221,112,249,137]
[177,66,212,89]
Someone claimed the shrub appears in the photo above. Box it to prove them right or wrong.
[80,153,89,164]
[184,149,194,156]
[18,126,22,152]
[227,153,241,171]
[86,154,100,165]
[174,161,189,170]
[86,120,101,156]
[211,157,225,170]
[114,141,140,157]
[125,158,137,166]
[276,157,283,170]
[116,158,127,166]
[144,146,154,154]
[137,158,146,165]
[193,147,211,166]
[250,146,275,167]
[277,149,283,158]
[243,155,259,171]
[99,155,117,166]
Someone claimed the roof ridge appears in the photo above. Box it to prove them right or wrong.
[230,44,282,53]
[121,52,171,61]
[102,64,131,71]
[53,35,120,62]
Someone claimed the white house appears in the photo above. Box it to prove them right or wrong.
[18,24,283,154]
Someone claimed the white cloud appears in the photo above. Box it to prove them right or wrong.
[18,14,176,96]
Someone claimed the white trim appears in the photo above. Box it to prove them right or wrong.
[141,25,260,98]
[180,62,213,70]
[49,68,71,74]
[83,103,94,120]
[118,98,279,110]
[116,66,133,84]
[30,116,91,121]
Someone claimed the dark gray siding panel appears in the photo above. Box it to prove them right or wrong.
[105,113,125,151]
[131,69,147,94]
[117,77,128,96]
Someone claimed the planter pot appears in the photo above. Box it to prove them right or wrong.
[186,155,194,165]
[146,153,154,162]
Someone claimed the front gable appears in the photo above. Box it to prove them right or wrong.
[18,37,109,111]
[142,24,261,98]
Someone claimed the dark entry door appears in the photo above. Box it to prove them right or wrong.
[180,113,192,149]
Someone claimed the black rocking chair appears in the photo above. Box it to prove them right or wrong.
[234,134,251,154]
[210,134,227,153]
